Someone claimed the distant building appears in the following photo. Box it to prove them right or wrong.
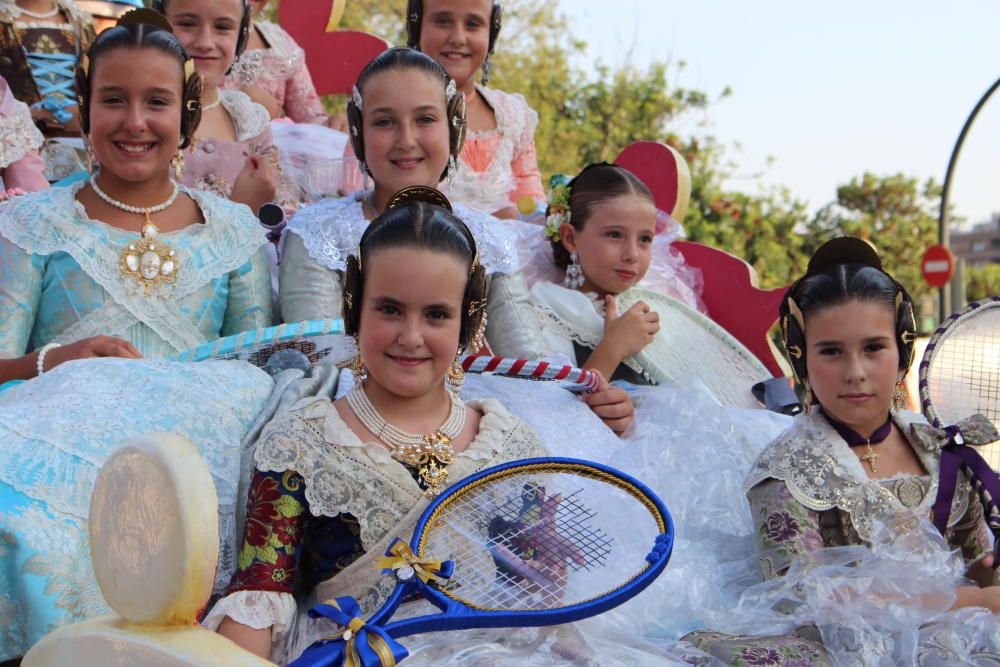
[952,215,1000,267]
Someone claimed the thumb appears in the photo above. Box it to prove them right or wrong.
[604,294,617,321]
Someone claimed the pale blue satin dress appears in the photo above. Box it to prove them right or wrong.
[0,183,275,659]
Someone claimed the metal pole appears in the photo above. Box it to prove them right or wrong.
[939,75,1000,323]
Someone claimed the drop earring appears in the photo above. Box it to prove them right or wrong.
[447,351,465,393]
[171,149,185,180]
[892,379,906,411]
[562,250,585,289]
[481,56,491,85]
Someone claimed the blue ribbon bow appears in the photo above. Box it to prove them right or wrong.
[292,596,408,667]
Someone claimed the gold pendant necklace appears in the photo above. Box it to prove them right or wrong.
[91,175,181,294]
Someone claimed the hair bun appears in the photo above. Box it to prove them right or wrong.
[385,186,453,212]
[806,236,883,277]
[117,8,174,33]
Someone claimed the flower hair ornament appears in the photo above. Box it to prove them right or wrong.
[543,174,573,242]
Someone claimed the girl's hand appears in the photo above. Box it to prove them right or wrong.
[44,336,142,370]
[602,296,659,359]
[326,112,348,132]
[582,370,635,437]
[231,154,277,215]
[954,585,1000,613]
[966,554,997,588]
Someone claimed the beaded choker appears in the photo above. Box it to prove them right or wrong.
[823,411,893,473]
[346,383,467,497]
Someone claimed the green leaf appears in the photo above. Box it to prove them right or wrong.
[274,494,304,519]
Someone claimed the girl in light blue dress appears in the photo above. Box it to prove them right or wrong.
[0,12,275,660]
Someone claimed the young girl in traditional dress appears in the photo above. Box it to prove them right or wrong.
[0,0,95,179]
[340,1,543,218]
[206,190,551,663]
[0,13,275,658]
[222,0,339,128]
[684,237,1000,665]
[155,0,287,216]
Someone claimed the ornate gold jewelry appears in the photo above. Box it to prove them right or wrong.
[91,175,181,294]
[171,149,185,180]
[802,383,812,414]
[447,353,465,393]
[184,58,195,82]
[861,440,880,473]
[351,353,367,380]
[892,379,906,411]
[346,384,466,497]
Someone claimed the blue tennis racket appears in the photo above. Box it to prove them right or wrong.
[289,457,674,667]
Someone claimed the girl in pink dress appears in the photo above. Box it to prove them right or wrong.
[154,0,288,216]
[222,0,339,127]
[0,75,47,192]
[341,1,543,219]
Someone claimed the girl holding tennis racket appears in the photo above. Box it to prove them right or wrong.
[206,190,558,662]
[686,237,1000,664]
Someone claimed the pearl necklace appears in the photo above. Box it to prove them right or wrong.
[202,93,222,112]
[90,174,179,225]
[16,4,59,19]
[347,383,466,497]
[90,175,182,293]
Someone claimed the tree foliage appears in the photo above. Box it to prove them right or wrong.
[966,264,1000,302]
[806,174,940,301]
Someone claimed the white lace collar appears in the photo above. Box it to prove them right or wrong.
[253,395,545,549]
[744,409,969,541]
[0,183,266,351]
[286,192,523,275]
[219,88,271,142]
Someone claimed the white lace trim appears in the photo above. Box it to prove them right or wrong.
[0,0,90,26]
[0,183,266,353]
[744,410,969,541]
[253,397,544,550]
[219,89,271,142]
[286,193,522,276]
[225,21,303,88]
[444,86,537,213]
[0,90,44,168]
[202,589,296,635]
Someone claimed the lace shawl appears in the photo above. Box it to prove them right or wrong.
[443,86,538,213]
[530,282,766,401]
[253,397,546,550]
[0,80,43,168]
[744,410,970,542]
[225,20,303,88]
[219,88,271,142]
[286,193,523,276]
[0,183,266,353]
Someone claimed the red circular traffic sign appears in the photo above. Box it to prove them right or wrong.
[921,245,954,288]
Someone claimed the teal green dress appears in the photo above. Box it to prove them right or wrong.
[0,183,275,659]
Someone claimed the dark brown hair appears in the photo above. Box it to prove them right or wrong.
[342,199,487,350]
[550,163,654,269]
[76,19,203,149]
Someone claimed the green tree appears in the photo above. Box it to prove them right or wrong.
[805,173,940,301]
[966,264,1000,301]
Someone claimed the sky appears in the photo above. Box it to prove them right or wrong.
[564,0,1000,230]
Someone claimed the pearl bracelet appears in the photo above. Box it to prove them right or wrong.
[36,343,61,377]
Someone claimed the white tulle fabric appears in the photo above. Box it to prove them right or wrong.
[340,375,790,666]
[286,192,523,276]
[0,84,44,168]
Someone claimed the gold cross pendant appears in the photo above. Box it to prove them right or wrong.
[862,441,879,473]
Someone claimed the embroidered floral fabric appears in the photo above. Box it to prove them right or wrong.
[0,182,271,357]
[222,21,327,125]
